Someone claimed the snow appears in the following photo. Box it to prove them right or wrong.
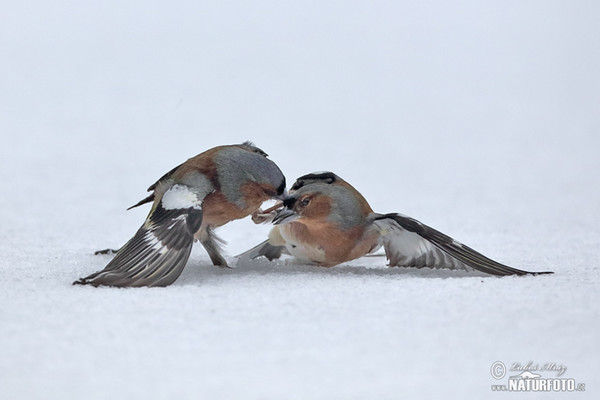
[1,1,599,399]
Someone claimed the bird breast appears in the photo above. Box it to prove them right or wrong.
[276,220,378,267]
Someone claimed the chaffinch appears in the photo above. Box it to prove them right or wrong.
[74,142,286,287]
[241,172,552,276]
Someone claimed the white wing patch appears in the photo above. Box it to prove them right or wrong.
[161,184,204,210]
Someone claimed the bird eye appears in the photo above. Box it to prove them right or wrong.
[300,198,311,207]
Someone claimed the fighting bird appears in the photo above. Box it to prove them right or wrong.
[241,172,552,276]
[74,142,286,287]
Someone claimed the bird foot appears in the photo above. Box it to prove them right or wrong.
[251,202,284,224]
[94,248,119,255]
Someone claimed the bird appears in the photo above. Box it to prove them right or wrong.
[239,171,552,276]
[74,142,286,287]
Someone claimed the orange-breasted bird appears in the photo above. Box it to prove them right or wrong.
[74,142,286,287]
[241,172,552,276]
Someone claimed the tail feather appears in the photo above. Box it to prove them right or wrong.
[127,194,155,210]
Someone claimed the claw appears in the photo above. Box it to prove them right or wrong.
[251,202,284,224]
[94,248,119,255]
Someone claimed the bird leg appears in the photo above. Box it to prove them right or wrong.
[251,201,284,224]
[199,228,230,268]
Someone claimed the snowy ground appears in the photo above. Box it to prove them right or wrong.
[1,1,599,399]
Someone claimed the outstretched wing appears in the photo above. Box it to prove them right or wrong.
[371,213,552,276]
[74,184,208,287]
[237,240,288,262]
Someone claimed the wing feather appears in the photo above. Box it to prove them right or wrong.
[372,213,552,276]
[74,184,206,287]
[236,240,287,262]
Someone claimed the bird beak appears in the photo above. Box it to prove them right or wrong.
[272,208,299,225]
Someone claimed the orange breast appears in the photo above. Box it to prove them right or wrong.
[200,182,272,229]
[279,220,379,267]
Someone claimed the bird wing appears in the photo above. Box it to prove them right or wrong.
[371,213,551,276]
[236,239,288,262]
[74,184,209,287]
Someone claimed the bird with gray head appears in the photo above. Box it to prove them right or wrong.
[240,171,552,276]
[74,142,286,287]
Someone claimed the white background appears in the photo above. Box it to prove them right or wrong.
[1,1,598,399]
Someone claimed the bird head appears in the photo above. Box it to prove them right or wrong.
[214,142,286,207]
[274,171,372,229]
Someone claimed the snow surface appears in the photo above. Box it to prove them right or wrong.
[1,1,599,399]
